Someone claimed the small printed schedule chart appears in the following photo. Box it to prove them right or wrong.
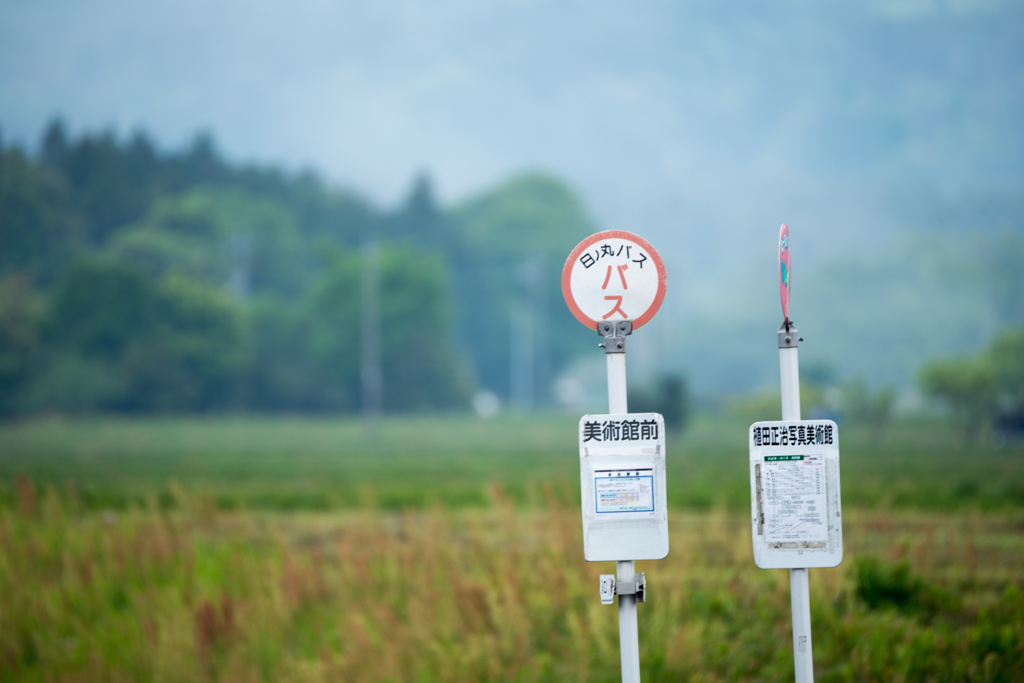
[763,454,827,544]
[595,470,655,514]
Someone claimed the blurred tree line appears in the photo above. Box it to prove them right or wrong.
[0,121,593,416]
[919,328,1024,442]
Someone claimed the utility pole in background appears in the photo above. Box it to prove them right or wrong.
[361,239,382,437]
[510,256,548,411]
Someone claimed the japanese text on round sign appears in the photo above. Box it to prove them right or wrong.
[561,230,667,330]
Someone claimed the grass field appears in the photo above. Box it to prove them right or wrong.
[1,414,1022,512]
[1,414,1023,681]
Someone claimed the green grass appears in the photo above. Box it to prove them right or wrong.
[1,414,1023,681]
[2,500,1022,682]
[1,413,1021,512]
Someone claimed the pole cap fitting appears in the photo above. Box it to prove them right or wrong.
[778,321,800,349]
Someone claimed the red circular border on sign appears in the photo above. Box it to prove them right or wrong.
[561,230,667,330]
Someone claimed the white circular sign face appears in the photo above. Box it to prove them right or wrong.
[562,231,667,330]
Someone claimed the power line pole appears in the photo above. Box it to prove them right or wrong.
[361,240,382,436]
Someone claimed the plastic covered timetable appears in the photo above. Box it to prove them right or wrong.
[595,470,655,514]
[763,455,827,543]
[579,412,668,561]
[748,419,842,569]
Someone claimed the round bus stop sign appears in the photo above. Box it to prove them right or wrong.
[562,230,667,330]
[779,224,791,323]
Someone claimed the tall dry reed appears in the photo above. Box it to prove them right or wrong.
[0,480,1021,682]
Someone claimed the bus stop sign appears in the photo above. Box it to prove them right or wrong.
[779,224,791,323]
[562,230,667,330]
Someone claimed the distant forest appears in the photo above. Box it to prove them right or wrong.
[0,121,595,415]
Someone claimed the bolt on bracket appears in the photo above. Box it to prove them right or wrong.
[777,321,803,349]
[598,321,633,354]
[599,573,646,604]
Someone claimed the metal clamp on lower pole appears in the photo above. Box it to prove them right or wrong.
[598,321,632,353]
[599,573,646,604]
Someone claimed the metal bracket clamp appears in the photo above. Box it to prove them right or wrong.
[599,573,646,604]
[600,575,616,604]
[598,321,633,353]
[777,321,804,349]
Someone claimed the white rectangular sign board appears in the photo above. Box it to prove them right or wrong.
[749,420,843,569]
[580,413,668,562]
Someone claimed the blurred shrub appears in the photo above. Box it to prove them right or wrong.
[46,256,160,360]
[451,173,594,404]
[917,328,1024,442]
[112,188,312,297]
[27,256,244,412]
[0,248,472,415]
[919,356,999,442]
[725,383,831,423]
[0,145,81,283]
[969,586,1024,676]
[844,380,896,437]
[22,354,127,413]
[629,374,689,430]
[989,329,1024,415]
[726,390,782,424]
[126,275,245,411]
[307,246,470,412]
[855,557,956,617]
[241,295,325,411]
[0,275,44,415]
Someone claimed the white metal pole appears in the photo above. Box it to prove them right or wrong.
[607,353,628,414]
[617,559,640,683]
[780,339,814,683]
[606,351,641,683]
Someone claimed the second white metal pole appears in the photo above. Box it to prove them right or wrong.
[789,567,813,683]
[780,341,814,683]
[779,345,801,424]
[606,352,640,683]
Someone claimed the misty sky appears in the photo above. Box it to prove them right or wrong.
[3,1,1021,247]
[2,0,1023,393]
